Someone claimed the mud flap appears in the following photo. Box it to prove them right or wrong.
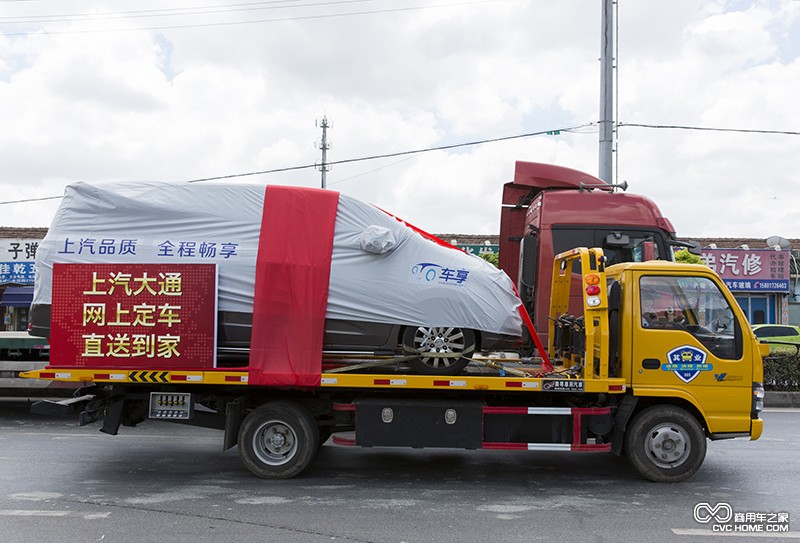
[223,396,247,451]
[610,394,638,455]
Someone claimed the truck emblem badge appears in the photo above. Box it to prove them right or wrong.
[662,345,712,383]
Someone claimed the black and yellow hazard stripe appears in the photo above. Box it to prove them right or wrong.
[128,371,170,383]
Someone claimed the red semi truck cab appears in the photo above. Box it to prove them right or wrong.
[499,162,682,340]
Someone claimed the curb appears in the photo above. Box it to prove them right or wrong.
[765,391,800,408]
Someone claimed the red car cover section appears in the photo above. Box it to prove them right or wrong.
[249,186,340,387]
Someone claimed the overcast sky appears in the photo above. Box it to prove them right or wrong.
[1,0,799,242]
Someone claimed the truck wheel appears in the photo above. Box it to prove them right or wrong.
[402,326,475,375]
[238,401,319,479]
[624,405,706,483]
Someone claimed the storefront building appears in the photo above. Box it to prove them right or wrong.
[699,247,791,324]
[0,229,47,331]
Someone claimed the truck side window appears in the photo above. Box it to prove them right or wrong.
[640,276,741,360]
[640,279,686,330]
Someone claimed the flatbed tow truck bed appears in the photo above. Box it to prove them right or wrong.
[23,354,627,394]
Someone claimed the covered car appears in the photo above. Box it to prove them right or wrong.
[30,182,523,377]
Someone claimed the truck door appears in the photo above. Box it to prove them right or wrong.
[630,272,753,434]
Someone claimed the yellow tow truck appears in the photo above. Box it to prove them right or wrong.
[23,247,764,482]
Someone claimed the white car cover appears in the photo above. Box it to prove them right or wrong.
[33,181,523,337]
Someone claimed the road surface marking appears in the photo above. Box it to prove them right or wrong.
[0,510,110,519]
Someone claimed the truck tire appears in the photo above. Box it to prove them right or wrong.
[402,326,475,376]
[624,405,706,483]
[238,401,319,479]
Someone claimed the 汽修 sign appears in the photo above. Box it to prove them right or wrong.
[701,249,790,292]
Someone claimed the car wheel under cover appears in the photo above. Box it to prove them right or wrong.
[402,326,475,375]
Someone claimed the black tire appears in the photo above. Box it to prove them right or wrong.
[402,326,475,376]
[238,401,319,479]
[624,405,707,483]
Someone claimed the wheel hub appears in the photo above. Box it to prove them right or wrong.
[647,424,690,468]
[406,326,472,372]
[253,421,298,465]
[269,432,287,449]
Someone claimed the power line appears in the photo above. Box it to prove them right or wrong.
[329,155,418,186]
[0,195,63,205]
[2,0,516,36]
[4,120,795,206]
[0,122,591,205]
[182,122,594,183]
[619,123,800,136]
[0,0,373,24]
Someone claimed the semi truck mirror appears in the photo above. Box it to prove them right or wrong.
[685,240,702,255]
[671,240,703,256]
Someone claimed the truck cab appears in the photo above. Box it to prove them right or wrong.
[499,161,682,343]
[612,259,765,437]
[549,248,765,481]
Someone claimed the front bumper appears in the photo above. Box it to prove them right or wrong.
[750,418,764,441]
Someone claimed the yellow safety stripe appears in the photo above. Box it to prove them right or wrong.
[20,368,628,393]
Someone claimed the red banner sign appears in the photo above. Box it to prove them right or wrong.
[51,263,217,369]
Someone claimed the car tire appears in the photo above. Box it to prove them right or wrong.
[402,326,475,376]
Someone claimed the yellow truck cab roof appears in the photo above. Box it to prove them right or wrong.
[605,259,714,277]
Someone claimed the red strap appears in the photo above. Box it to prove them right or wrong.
[248,186,340,387]
[380,208,461,250]
[519,302,553,373]
[510,283,553,373]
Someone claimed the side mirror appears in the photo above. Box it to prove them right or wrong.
[671,240,703,256]
[685,240,703,256]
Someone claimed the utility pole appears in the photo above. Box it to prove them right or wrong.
[599,0,614,183]
[316,116,331,189]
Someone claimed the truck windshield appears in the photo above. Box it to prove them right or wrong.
[612,236,664,265]
[552,228,671,268]
[640,275,740,360]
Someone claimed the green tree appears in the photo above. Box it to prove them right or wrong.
[479,251,499,267]
[675,248,702,264]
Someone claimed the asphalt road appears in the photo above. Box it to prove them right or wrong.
[1,400,799,543]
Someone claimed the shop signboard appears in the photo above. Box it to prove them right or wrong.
[457,244,499,256]
[0,239,39,285]
[701,248,790,292]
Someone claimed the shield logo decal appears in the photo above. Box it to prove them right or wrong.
[663,345,711,383]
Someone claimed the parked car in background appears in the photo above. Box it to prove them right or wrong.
[752,324,800,343]
[751,324,800,355]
